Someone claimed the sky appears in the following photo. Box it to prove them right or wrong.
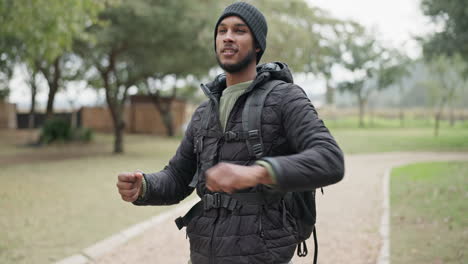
[296,0,434,101]
[9,0,435,111]
[308,0,433,58]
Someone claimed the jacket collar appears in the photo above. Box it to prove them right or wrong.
[201,62,293,100]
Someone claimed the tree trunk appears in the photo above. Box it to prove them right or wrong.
[434,111,441,137]
[113,119,124,153]
[107,98,125,153]
[434,98,447,137]
[99,49,125,154]
[399,109,405,128]
[449,100,455,127]
[399,85,404,127]
[369,103,374,127]
[325,78,334,106]
[71,110,77,129]
[106,94,125,154]
[44,56,61,120]
[162,111,174,137]
[28,71,38,129]
[358,95,365,128]
[150,87,176,137]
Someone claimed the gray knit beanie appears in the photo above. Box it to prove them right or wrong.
[214,2,268,64]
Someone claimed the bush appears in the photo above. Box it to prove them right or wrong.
[40,118,72,144]
[72,127,94,142]
[39,118,94,144]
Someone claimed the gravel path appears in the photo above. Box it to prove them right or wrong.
[92,152,468,264]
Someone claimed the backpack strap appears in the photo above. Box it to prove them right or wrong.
[242,80,285,159]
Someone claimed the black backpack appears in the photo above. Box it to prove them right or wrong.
[242,79,319,263]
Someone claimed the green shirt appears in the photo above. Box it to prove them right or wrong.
[219,80,252,132]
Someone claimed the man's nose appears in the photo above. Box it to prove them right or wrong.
[223,30,234,42]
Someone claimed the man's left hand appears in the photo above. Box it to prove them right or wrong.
[205,163,273,193]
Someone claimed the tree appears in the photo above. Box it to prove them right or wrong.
[376,50,412,127]
[301,14,348,106]
[23,67,41,128]
[419,55,467,136]
[0,0,100,119]
[77,0,215,153]
[0,3,19,103]
[336,24,384,127]
[0,54,12,102]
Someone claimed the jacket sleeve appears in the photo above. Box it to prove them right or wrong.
[133,106,202,206]
[261,84,344,191]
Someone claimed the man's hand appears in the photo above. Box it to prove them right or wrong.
[205,163,273,193]
[116,171,143,202]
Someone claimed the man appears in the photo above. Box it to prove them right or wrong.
[116,2,344,264]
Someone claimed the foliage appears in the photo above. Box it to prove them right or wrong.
[420,0,468,64]
[377,50,412,90]
[77,0,218,152]
[72,127,94,142]
[336,23,386,127]
[0,87,9,101]
[417,54,467,136]
[39,118,72,144]
[0,0,100,64]
[39,118,93,144]
[0,0,102,116]
[251,0,336,70]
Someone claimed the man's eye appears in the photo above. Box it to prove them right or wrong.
[218,29,227,33]
[236,29,246,33]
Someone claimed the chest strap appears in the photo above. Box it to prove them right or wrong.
[175,192,272,230]
[223,130,259,142]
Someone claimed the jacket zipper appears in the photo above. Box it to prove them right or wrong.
[200,83,223,264]
[209,211,220,264]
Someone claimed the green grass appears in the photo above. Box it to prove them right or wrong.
[390,162,468,264]
[324,118,468,154]
[0,133,188,264]
[330,127,468,154]
[325,116,468,129]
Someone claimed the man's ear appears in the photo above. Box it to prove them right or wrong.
[254,41,261,53]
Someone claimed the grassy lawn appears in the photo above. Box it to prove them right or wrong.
[390,162,468,264]
[328,120,468,154]
[0,121,467,263]
[0,131,188,263]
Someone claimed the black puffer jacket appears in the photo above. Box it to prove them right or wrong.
[135,62,344,263]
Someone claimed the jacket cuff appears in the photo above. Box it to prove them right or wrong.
[259,157,285,188]
[132,173,149,205]
[254,160,277,184]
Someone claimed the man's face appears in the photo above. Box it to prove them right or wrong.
[215,16,259,73]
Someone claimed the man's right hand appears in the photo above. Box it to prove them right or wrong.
[116,172,143,202]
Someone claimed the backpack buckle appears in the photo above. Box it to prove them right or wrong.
[252,143,263,157]
[224,131,237,141]
[248,130,259,139]
[203,193,222,210]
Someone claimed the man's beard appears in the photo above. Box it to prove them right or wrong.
[216,49,256,73]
